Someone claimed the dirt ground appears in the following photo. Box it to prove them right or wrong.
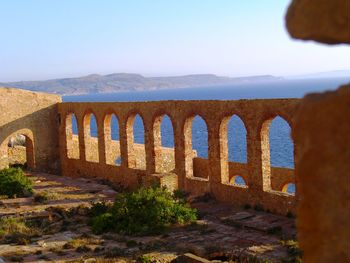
[0,172,298,263]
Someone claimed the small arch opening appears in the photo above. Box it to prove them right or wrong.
[261,116,294,192]
[127,114,146,170]
[184,115,209,179]
[269,116,294,169]
[219,114,247,184]
[282,183,296,195]
[228,115,247,163]
[0,130,35,170]
[84,112,99,163]
[230,175,247,187]
[66,113,80,159]
[104,113,121,166]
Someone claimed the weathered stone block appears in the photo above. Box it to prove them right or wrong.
[286,0,350,44]
[293,84,350,262]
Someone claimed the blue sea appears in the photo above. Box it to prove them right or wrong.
[63,77,349,174]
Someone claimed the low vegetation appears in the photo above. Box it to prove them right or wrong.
[63,234,102,250]
[0,168,33,198]
[91,186,197,235]
[281,240,302,263]
[34,191,59,203]
[0,217,40,245]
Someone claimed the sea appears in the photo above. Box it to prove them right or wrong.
[63,77,349,191]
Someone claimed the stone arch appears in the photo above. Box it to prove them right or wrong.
[219,114,248,184]
[104,112,121,165]
[282,183,295,195]
[83,111,99,163]
[153,113,175,173]
[65,112,80,159]
[184,114,209,179]
[0,128,35,170]
[126,112,146,169]
[229,175,248,187]
[261,115,294,191]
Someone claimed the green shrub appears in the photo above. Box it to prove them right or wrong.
[91,186,197,235]
[0,168,33,198]
[91,213,114,234]
[89,201,111,217]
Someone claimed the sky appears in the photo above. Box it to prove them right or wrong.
[1,0,350,82]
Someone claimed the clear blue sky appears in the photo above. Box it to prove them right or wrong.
[1,0,349,82]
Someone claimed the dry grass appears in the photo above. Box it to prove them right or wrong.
[0,217,41,244]
[63,235,102,249]
[34,191,60,203]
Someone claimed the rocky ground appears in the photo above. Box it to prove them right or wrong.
[0,172,298,263]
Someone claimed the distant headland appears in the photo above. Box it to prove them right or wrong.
[0,74,281,95]
[1,70,349,95]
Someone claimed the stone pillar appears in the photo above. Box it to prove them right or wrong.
[120,115,137,168]
[77,114,86,162]
[174,118,187,189]
[0,140,9,170]
[246,119,266,194]
[64,113,72,159]
[97,115,106,165]
[144,119,157,174]
[153,116,163,173]
[25,136,35,170]
[207,120,227,185]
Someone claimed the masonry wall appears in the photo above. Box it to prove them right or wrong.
[293,85,350,262]
[0,87,62,173]
[59,99,300,215]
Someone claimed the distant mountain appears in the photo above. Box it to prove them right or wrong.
[288,70,350,79]
[0,73,281,95]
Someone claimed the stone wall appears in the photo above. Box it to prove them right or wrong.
[293,85,350,262]
[0,87,61,173]
[0,87,299,215]
[59,99,299,215]
[69,137,176,172]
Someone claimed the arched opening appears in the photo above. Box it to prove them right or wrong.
[261,116,294,191]
[104,113,121,165]
[0,130,35,170]
[269,117,294,168]
[219,114,247,184]
[282,183,296,195]
[230,175,247,187]
[184,115,208,179]
[66,113,80,159]
[228,115,247,163]
[153,114,175,173]
[83,112,99,163]
[126,113,146,170]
